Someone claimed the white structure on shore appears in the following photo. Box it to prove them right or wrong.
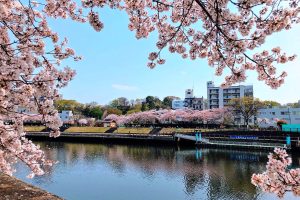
[207,81,253,109]
[59,110,73,122]
[172,100,186,109]
[257,107,300,128]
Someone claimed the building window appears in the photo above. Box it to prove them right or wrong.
[281,111,289,115]
[292,111,300,116]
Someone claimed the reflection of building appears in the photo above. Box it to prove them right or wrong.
[172,89,205,110]
[207,81,253,109]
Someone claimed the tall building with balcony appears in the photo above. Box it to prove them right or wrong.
[207,81,253,109]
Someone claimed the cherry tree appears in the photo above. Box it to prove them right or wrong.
[0,1,79,177]
[105,108,228,125]
[252,148,300,198]
[105,114,123,124]
[22,114,43,124]
[78,118,88,126]
[257,117,277,128]
[0,0,299,187]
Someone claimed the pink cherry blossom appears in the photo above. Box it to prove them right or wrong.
[252,148,300,198]
[104,108,229,126]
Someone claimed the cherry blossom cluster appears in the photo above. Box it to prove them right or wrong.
[0,0,79,177]
[102,0,298,88]
[1,0,299,180]
[105,108,228,125]
[56,0,300,88]
[252,148,300,198]
[257,117,279,127]
[77,118,96,126]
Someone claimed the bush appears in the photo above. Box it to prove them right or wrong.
[277,120,287,130]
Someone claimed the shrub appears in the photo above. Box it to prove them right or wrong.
[277,120,287,129]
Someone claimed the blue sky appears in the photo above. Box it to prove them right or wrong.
[49,9,300,105]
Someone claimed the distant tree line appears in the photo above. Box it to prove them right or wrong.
[55,97,299,123]
[54,96,180,119]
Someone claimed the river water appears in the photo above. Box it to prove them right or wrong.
[14,142,300,200]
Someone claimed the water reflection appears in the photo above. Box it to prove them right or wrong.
[15,142,299,200]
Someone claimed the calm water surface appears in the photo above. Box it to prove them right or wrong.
[14,142,300,200]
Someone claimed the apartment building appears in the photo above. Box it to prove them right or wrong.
[207,81,253,109]
[257,107,300,127]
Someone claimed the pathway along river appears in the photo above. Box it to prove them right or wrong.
[14,142,300,200]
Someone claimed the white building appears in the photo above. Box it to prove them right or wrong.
[185,89,194,98]
[59,110,73,122]
[257,107,300,128]
[172,100,186,110]
[184,89,205,110]
[172,89,205,110]
[207,81,253,109]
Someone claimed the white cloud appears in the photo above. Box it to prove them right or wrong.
[112,84,138,91]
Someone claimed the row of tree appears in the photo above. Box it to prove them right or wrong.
[104,108,229,126]
[54,96,181,119]
[104,97,272,127]
[108,96,181,114]
[54,100,103,119]
[55,97,299,125]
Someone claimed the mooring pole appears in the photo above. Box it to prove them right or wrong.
[286,135,291,148]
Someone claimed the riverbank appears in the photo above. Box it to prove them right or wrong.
[26,132,176,145]
[0,173,62,200]
[25,130,300,150]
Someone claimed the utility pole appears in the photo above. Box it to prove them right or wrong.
[288,107,292,124]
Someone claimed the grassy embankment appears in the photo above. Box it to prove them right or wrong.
[63,127,110,133]
[113,128,152,134]
[24,126,46,132]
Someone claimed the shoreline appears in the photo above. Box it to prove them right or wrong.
[26,132,176,146]
[0,173,62,200]
[25,130,300,151]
